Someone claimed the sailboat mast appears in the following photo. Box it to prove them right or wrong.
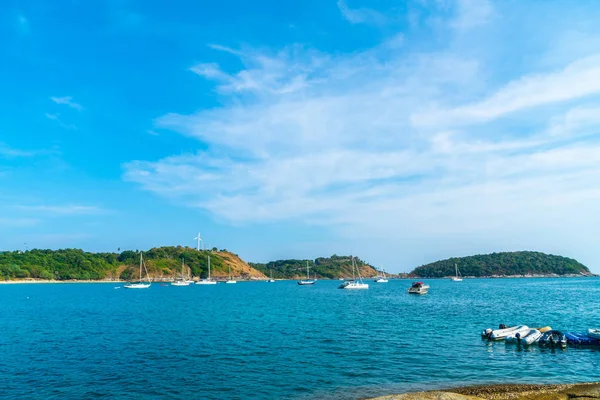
[208,255,211,279]
[139,253,143,281]
[306,261,309,280]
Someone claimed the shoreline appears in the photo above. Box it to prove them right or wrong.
[0,275,597,284]
[368,382,600,400]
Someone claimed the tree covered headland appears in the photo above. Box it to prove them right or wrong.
[250,254,378,279]
[410,251,590,277]
[0,246,229,281]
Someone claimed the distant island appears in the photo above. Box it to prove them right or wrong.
[0,247,264,281]
[0,247,379,281]
[410,251,592,278]
[250,255,378,280]
[0,248,592,282]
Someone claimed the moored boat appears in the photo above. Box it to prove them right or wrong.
[536,326,552,333]
[339,256,368,290]
[587,328,600,340]
[297,261,316,285]
[566,332,600,345]
[512,329,542,345]
[407,281,429,294]
[124,253,151,289]
[482,325,529,341]
[451,263,462,282]
[538,330,567,348]
[196,255,217,285]
[172,258,191,286]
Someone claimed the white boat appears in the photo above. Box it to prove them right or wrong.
[451,263,463,281]
[124,253,151,289]
[374,268,388,283]
[298,261,316,285]
[196,255,217,285]
[587,328,600,340]
[267,268,275,282]
[339,256,369,290]
[225,263,237,284]
[407,281,429,294]
[482,325,529,341]
[519,329,543,345]
[172,258,191,286]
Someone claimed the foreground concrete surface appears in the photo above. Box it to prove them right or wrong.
[367,383,600,400]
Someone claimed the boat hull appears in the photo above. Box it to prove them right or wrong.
[587,329,600,340]
[225,280,237,284]
[297,280,315,285]
[124,283,150,289]
[482,325,529,340]
[195,280,217,285]
[538,330,567,348]
[339,282,369,289]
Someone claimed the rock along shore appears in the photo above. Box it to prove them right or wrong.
[366,383,600,400]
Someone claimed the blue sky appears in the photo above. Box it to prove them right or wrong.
[2,0,600,272]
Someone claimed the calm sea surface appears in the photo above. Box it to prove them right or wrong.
[1,278,599,399]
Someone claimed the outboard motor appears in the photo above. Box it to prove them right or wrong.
[485,328,493,339]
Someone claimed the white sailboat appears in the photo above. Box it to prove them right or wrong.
[225,264,237,284]
[297,260,316,285]
[124,253,151,289]
[451,263,463,282]
[267,268,275,283]
[196,255,217,285]
[172,258,191,286]
[339,256,369,289]
[374,268,388,283]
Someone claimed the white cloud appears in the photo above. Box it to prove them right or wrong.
[413,55,600,126]
[452,0,494,30]
[45,113,77,130]
[51,96,83,111]
[337,0,388,26]
[0,218,39,227]
[16,205,106,215]
[125,2,600,270]
[0,143,36,158]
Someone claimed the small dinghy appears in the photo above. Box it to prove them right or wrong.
[518,329,542,345]
[506,328,542,344]
[587,328,600,340]
[535,326,552,333]
[482,325,529,341]
[565,332,600,345]
[538,330,567,348]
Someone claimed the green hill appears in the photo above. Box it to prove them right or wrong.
[0,246,265,281]
[410,251,591,277]
[250,255,379,279]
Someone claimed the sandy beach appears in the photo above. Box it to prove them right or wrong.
[368,383,600,400]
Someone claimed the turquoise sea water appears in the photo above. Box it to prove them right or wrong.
[1,278,599,399]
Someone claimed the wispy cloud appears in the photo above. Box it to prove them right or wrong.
[16,204,106,216]
[452,0,494,30]
[413,55,600,126]
[51,96,83,111]
[0,143,59,159]
[0,143,36,158]
[16,13,29,34]
[0,218,40,227]
[125,1,600,266]
[337,0,388,26]
[45,113,77,130]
